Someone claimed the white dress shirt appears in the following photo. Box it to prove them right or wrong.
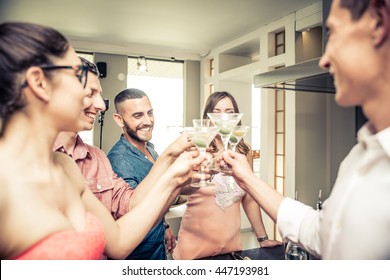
[277,124,390,259]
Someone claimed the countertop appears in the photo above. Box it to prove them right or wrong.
[198,245,286,260]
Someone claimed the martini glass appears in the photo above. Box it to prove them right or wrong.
[207,113,243,150]
[207,113,243,171]
[225,125,250,190]
[183,126,219,187]
[228,126,250,152]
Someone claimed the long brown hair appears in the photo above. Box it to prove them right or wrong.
[202,91,250,156]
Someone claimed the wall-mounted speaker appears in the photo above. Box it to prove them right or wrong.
[96,62,107,78]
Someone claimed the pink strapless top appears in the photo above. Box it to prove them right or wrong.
[14,213,105,260]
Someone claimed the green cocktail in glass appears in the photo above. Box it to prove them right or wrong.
[207,113,243,151]
[184,126,219,187]
[229,126,250,152]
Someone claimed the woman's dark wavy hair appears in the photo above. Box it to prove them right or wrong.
[0,22,69,120]
[202,91,250,156]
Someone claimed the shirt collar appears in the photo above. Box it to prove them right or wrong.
[357,122,390,158]
[54,134,92,160]
[119,134,155,154]
[376,127,390,158]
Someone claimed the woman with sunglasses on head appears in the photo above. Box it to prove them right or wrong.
[0,22,203,260]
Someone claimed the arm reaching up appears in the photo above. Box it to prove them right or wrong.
[222,150,284,223]
[81,150,205,259]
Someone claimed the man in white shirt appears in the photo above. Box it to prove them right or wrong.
[222,0,390,259]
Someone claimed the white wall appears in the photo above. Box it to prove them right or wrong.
[326,96,356,193]
[295,91,328,206]
[184,61,201,125]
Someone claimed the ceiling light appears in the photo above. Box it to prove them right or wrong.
[137,56,148,72]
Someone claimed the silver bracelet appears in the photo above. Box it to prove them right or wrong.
[257,234,269,242]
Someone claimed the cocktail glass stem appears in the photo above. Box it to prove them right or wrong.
[221,135,230,151]
[198,148,207,187]
[184,126,219,187]
[219,135,231,172]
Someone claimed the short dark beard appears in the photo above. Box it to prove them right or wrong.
[123,119,152,143]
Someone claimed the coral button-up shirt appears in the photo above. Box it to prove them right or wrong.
[54,135,133,220]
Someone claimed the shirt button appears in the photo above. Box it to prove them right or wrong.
[97,184,102,190]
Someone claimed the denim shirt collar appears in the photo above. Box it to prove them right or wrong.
[119,134,158,160]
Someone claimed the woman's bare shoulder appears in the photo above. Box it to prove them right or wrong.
[0,175,11,251]
[0,176,8,211]
[53,151,85,193]
[0,157,12,211]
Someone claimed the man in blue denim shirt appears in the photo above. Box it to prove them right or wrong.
[108,88,175,260]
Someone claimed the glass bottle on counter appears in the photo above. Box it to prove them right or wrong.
[285,191,309,260]
[285,241,309,260]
